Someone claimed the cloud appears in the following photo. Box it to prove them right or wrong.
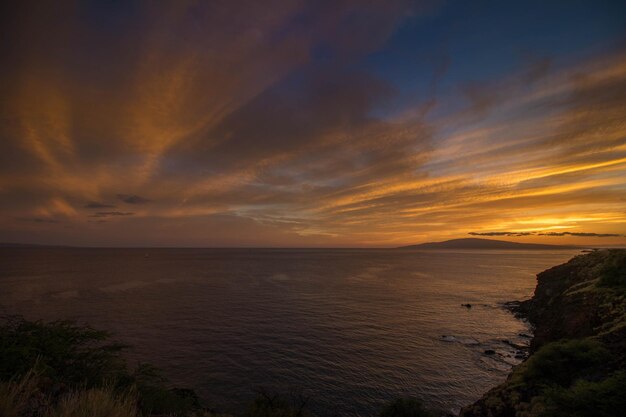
[537,232,624,237]
[15,217,61,224]
[0,3,624,246]
[89,211,134,218]
[469,232,534,236]
[116,194,150,204]
[469,231,624,238]
[520,53,553,84]
[84,202,116,209]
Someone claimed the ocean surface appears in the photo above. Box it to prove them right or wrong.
[0,248,579,416]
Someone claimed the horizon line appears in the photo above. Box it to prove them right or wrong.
[2,240,619,250]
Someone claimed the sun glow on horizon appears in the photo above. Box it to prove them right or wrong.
[1,1,625,247]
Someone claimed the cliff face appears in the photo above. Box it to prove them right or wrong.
[460,249,626,417]
[524,250,626,353]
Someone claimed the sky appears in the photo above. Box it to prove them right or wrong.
[1,0,625,247]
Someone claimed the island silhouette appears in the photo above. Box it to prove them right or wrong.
[398,238,581,250]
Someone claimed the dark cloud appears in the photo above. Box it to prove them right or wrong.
[459,81,500,119]
[16,217,61,224]
[469,231,534,236]
[170,65,399,175]
[90,211,134,218]
[470,231,623,238]
[84,202,116,209]
[0,2,624,247]
[537,232,624,237]
[520,53,553,84]
[116,194,150,204]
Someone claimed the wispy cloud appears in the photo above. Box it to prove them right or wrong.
[84,202,116,209]
[16,217,61,224]
[0,2,624,246]
[470,231,623,238]
[537,232,624,237]
[116,194,150,205]
[469,232,535,237]
[89,212,134,218]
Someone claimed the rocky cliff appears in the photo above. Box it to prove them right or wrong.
[460,249,626,417]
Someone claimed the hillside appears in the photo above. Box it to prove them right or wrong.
[460,249,626,417]
[398,238,579,250]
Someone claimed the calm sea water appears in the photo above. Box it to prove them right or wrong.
[0,248,578,416]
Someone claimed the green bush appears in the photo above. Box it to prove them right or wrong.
[521,339,611,387]
[0,315,128,387]
[378,398,434,417]
[597,251,626,289]
[244,391,311,417]
[0,316,205,416]
[138,385,201,416]
[540,371,626,417]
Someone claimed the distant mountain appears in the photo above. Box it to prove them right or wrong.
[397,238,580,250]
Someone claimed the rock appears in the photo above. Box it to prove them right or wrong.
[502,339,528,350]
[460,250,626,417]
[484,349,496,355]
[462,303,472,308]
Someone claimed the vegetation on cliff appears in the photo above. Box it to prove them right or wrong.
[461,249,626,417]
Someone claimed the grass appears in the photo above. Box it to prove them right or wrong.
[49,387,138,417]
[0,371,435,417]
[1,315,439,417]
[0,315,207,416]
[0,370,42,417]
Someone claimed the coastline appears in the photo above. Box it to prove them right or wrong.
[460,249,626,416]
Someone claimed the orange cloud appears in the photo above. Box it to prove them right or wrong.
[0,2,625,247]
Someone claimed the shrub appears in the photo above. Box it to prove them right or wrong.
[138,385,201,416]
[379,398,434,417]
[244,391,311,417]
[0,315,128,387]
[521,339,611,387]
[540,371,626,417]
[0,316,205,416]
[597,251,626,289]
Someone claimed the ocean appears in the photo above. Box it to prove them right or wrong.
[0,248,578,416]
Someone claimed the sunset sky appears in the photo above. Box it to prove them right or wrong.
[1,0,625,247]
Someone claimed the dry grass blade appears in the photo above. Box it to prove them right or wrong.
[49,387,138,417]
[0,370,41,417]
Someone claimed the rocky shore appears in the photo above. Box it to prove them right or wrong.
[460,249,626,417]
